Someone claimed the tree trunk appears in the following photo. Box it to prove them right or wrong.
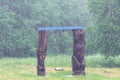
[72,30,85,75]
[37,30,47,76]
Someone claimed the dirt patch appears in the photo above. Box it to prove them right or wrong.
[87,68,120,78]
[24,66,120,78]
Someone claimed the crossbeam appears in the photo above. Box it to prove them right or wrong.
[37,26,84,31]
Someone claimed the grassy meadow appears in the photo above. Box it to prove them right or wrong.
[0,54,120,80]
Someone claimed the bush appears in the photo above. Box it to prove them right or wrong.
[86,54,120,67]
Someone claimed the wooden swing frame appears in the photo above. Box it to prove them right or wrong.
[37,26,85,76]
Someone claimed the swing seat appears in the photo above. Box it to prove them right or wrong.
[54,67,64,71]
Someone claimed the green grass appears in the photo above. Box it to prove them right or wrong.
[0,54,120,80]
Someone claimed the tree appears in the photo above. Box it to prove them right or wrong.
[32,0,89,54]
[0,0,37,57]
[0,0,89,57]
[86,0,120,57]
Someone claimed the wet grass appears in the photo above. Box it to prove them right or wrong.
[0,55,120,80]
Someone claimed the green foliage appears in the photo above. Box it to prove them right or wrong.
[0,0,37,57]
[0,0,89,57]
[86,0,120,57]
[102,56,120,68]
[1,0,119,58]
[86,54,120,68]
[47,31,72,54]
[32,0,88,27]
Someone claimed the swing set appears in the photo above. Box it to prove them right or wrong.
[37,26,85,76]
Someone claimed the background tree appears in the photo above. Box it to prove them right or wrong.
[0,0,89,57]
[0,0,37,57]
[86,0,120,57]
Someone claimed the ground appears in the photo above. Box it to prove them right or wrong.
[0,58,120,80]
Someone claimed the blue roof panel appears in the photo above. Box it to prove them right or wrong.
[37,26,84,31]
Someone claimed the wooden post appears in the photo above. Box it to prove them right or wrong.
[72,29,85,75]
[37,30,47,76]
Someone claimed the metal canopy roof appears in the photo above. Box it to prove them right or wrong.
[37,26,84,31]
